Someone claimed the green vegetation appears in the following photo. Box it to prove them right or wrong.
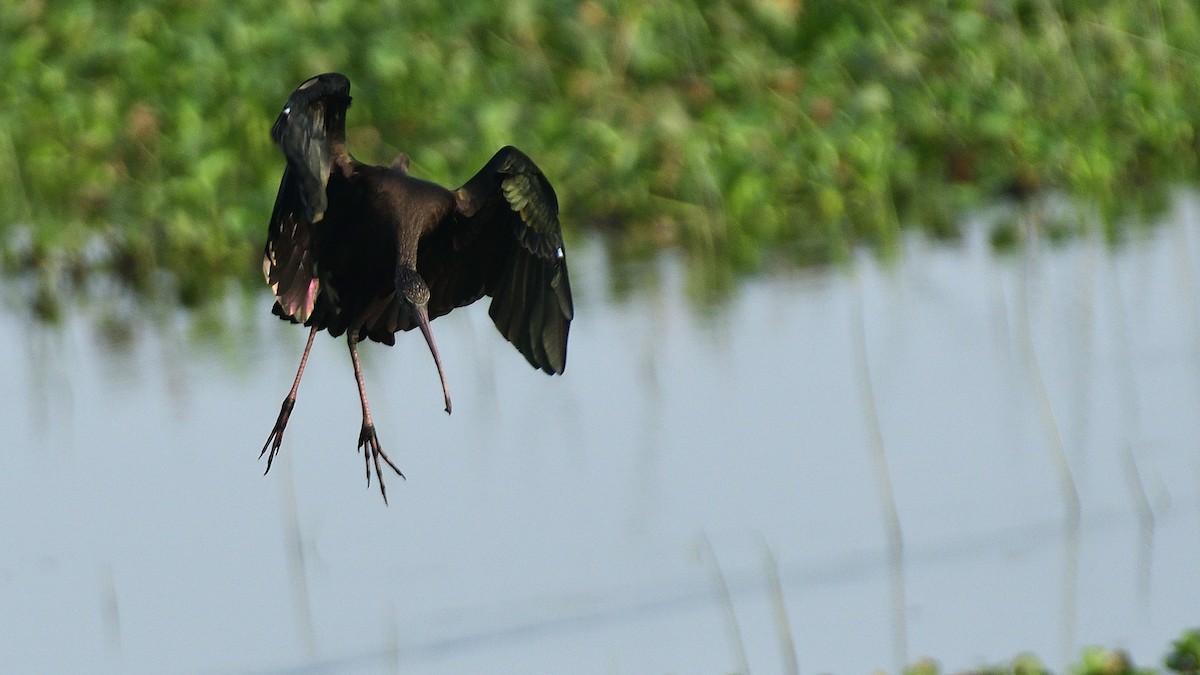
[1166,629,1200,674]
[900,628,1200,674]
[2,0,1199,313]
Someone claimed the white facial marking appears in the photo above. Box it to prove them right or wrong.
[283,106,291,114]
[555,247,564,260]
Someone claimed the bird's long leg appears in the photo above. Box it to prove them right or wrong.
[347,329,404,504]
[261,325,319,473]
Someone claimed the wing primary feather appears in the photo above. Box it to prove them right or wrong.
[540,284,565,374]
[450,145,574,372]
[553,258,574,319]
[505,252,530,346]
[525,258,549,370]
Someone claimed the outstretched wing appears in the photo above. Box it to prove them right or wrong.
[263,72,352,322]
[417,146,574,374]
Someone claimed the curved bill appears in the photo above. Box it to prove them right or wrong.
[414,302,452,414]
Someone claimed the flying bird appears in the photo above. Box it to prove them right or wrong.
[259,73,573,503]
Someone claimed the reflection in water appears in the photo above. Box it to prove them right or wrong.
[850,270,908,671]
[760,538,800,675]
[100,564,120,654]
[1012,210,1084,665]
[279,454,318,661]
[2,197,1200,673]
[1013,215,1081,523]
[700,531,749,674]
[1104,250,1158,612]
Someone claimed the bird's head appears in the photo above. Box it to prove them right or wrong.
[396,266,431,308]
[396,267,452,414]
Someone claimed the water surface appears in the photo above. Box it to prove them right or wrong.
[2,196,1199,673]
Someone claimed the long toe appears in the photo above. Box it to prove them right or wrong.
[259,398,296,473]
[261,432,281,474]
[356,423,403,504]
[357,423,375,487]
[375,444,405,479]
[260,425,284,474]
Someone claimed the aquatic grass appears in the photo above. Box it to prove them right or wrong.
[1166,629,1200,674]
[2,0,1200,308]
[899,628,1200,674]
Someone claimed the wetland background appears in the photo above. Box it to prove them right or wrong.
[2,1,1200,672]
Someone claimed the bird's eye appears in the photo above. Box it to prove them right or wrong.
[555,247,564,260]
[283,107,291,115]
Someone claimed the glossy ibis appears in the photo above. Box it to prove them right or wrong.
[259,73,574,503]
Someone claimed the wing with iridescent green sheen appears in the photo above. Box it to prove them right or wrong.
[416,146,574,374]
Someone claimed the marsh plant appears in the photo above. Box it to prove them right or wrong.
[2,0,1198,310]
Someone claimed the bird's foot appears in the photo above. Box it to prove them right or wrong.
[260,397,295,474]
[357,422,405,504]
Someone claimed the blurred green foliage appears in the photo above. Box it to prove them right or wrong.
[901,628,1200,674]
[1166,629,1200,674]
[1,0,1199,311]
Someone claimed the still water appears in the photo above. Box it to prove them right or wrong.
[2,196,1199,674]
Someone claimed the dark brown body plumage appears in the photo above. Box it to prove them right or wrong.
[291,167,455,344]
[259,73,574,502]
